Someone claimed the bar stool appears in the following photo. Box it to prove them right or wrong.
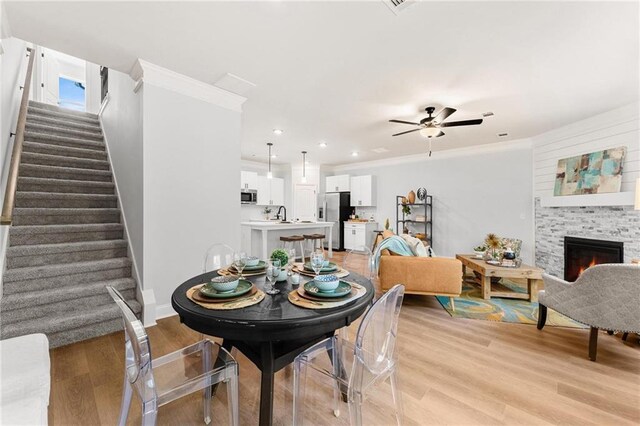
[279,235,306,262]
[303,234,325,256]
[371,230,385,252]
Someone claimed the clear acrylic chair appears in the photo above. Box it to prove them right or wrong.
[203,243,235,273]
[342,246,374,281]
[293,284,405,426]
[107,286,239,426]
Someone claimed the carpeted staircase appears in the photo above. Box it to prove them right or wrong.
[1,101,141,348]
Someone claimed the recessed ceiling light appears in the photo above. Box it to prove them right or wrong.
[273,129,283,135]
[319,141,327,148]
[498,132,508,137]
[351,151,359,157]
[482,112,494,117]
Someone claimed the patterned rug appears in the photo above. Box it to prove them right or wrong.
[436,280,586,328]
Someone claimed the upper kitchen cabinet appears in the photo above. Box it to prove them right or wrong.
[256,176,284,206]
[240,171,258,190]
[326,174,350,192]
[350,175,376,206]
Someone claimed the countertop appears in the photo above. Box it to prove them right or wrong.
[240,221,334,230]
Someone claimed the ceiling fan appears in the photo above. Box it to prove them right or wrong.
[389,106,483,156]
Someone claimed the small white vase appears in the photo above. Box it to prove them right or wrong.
[277,269,288,282]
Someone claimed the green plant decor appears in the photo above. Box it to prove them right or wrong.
[474,245,487,252]
[270,248,288,268]
[402,204,411,215]
[384,218,390,230]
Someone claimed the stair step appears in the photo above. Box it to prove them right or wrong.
[23,141,108,161]
[21,151,110,171]
[19,163,113,182]
[6,239,128,269]
[25,132,105,151]
[12,207,120,225]
[0,300,141,348]
[3,257,132,292]
[27,115,102,134]
[1,278,136,320]
[17,177,115,195]
[29,101,98,118]
[9,223,124,246]
[25,122,103,142]
[15,192,117,209]
[27,106,99,127]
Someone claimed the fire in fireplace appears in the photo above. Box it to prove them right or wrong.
[564,237,624,282]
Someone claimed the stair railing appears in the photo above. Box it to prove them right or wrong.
[1,47,35,225]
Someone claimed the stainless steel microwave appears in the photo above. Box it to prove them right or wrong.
[241,189,257,204]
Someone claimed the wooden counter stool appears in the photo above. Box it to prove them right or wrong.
[303,234,325,256]
[371,230,385,252]
[279,235,305,262]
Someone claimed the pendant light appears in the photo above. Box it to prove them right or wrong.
[267,143,273,179]
[301,151,307,183]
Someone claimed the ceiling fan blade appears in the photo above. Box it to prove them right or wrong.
[389,119,420,125]
[439,118,483,127]
[392,128,421,137]
[433,107,456,123]
[435,130,445,137]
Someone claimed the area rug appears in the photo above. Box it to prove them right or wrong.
[436,281,586,328]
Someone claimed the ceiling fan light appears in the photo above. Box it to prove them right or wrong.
[420,127,440,138]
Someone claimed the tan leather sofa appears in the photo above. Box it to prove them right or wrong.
[378,232,463,310]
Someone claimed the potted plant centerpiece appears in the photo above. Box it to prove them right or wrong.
[262,207,272,220]
[270,248,289,281]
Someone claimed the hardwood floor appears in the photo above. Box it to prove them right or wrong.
[48,252,640,425]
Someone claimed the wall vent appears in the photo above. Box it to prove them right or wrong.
[382,0,414,15]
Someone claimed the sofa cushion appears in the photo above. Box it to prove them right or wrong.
[0,334,50,404]
[399,234,429,257]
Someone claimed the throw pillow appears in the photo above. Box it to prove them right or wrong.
[399,234,429,257]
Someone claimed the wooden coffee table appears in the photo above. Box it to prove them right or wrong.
[455,254,544,302]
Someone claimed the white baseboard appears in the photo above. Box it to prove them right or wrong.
[155,303,177,321]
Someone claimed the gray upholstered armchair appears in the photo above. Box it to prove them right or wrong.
[537,264,640,361]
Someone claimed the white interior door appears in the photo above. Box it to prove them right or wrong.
[42,48,60,106]
[294,184,317,221]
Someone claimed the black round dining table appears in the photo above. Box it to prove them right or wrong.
[171,270,375,426]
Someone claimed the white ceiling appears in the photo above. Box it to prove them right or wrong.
[5,1,638,166]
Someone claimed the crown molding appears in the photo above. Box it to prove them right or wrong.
[129,59,247,112]
[329,138,533,172]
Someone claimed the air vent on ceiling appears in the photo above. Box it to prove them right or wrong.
[382,0,414,15]
[498,132,508,137]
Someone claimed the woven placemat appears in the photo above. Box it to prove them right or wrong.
[217,267,266,277]
[288,281,366,310]
[187,284,265,310]
[293,263,350,279]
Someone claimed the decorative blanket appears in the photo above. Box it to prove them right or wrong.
[372,235,414,272]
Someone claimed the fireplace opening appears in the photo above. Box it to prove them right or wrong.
[564,237,624,282]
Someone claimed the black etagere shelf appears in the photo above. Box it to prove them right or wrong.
[396,195,433,248]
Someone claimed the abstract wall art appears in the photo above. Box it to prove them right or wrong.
[554,146,627,196]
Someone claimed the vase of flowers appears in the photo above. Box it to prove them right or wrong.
[262,207,272,220]
[484,233,503,261]
[270,248,289,281]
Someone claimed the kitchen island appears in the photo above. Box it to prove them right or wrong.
[240,221,335,260]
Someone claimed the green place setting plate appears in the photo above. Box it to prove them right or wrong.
[235,260,267,271]
[304,280,352,298]
[303,262,338,272]
[200,279,253,299]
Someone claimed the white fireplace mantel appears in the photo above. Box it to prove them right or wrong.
[540,192,635,208]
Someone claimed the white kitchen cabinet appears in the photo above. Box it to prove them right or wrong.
[256,176,284,206]
[240,171,258,190]
[350,175,376,207]
[326,174,350,192]
[343,222,378,250]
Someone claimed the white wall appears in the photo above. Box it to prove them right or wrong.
[332,141,535,263]
[143,84,241,318]
[100,68,143,283]
[533,102,639,198]
[0,36,27,289]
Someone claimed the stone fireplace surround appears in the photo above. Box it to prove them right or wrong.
[535,198,640,278]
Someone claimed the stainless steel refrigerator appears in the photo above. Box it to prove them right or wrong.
[318,192,351,251]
